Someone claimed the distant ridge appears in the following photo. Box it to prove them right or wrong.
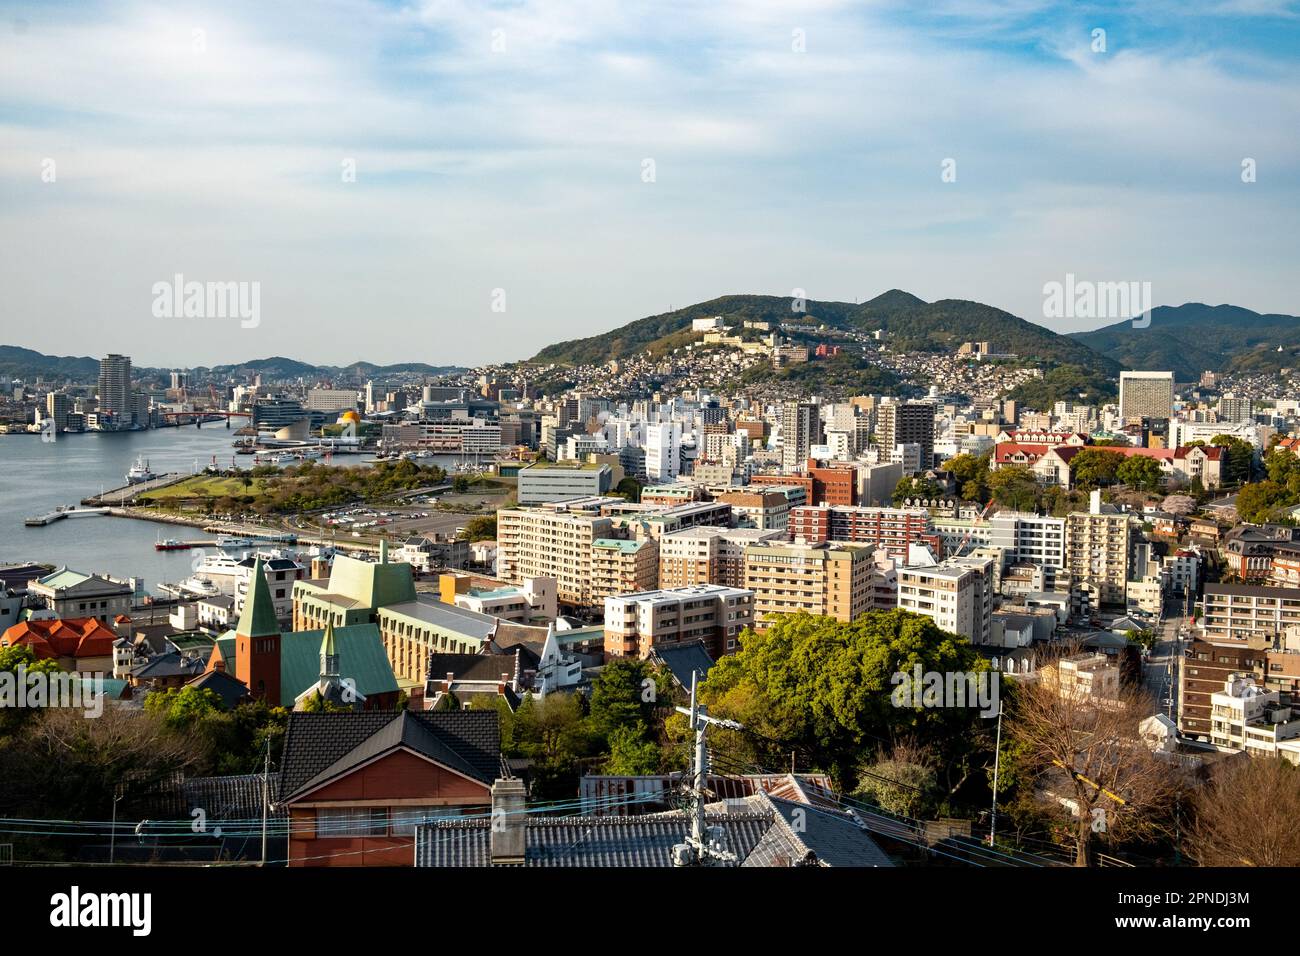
[530,290,1121,378]
[0,347,464,383]
[1069,302,1300,381]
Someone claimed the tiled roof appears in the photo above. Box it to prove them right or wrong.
[278,710,501,803]
[649,641,714,689]
[741,793,894,867]
[278,624,397,708]
[1,617,116,659]
[426,651,520,685]
[416,812,772,867]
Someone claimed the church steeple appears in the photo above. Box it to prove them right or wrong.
[236,557,280,638]
[234,557,282,705]
[320,620,339,680]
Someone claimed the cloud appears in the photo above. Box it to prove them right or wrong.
[0,0,1295,365]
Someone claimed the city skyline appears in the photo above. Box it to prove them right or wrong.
[2,0,1298,367]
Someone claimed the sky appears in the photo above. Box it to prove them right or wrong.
[0,0,1297,368]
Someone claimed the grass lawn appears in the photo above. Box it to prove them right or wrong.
[138,475,270,501]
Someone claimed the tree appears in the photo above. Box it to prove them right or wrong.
[605,722,662,775]
[856,742,939,818]
[1213,437,1255,485]
[987,465,1040,511]
[588,659,659,741]
[0,645,64,735]
[457,515,497,541]
[452,475,472,494]
[614,477,643,503]
[1189,757,1300,866]
[1125,628,1158,650]
[946,452,991,502]
[1069,449,1125,490]
[143,686,225,726]
[1117,455,1163,492]
[892,476,944,506]
[701,610,995,789]
[1008,648,1181,866]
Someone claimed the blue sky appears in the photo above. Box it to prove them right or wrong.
[0,0,1297,368]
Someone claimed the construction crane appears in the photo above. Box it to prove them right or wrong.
[950,497,999,558]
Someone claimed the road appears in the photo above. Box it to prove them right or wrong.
[1142,601,1190,724]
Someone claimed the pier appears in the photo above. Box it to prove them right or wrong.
[24,506,110,526]
[82,472,189,506]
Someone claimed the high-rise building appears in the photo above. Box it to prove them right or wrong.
[877,400,935,470]
[1065,493,1134,609]
[781,402,821,474]
[97,354,132,424]
[645,422,682,482]
[1118,371,1174,422]
[45,392,70,432]
[789,504,936,559]
[169,370,188,390]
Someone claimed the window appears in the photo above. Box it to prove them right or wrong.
[318,807,387,837]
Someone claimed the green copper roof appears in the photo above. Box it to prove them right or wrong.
[280,624,396,708]
[236,558,281,638]
[324,553,417,610]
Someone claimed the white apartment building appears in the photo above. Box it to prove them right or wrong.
[603,584,754,659]
[645,422,683,483]
[896,554,994,643]
[658,526,788,589]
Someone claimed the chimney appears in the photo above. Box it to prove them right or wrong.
[490,778,527,865]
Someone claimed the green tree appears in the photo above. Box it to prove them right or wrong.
[457,515,497,541]
[857,755,939,818]
[1213,437,1255,485]
[1117,455,1163,492]
[892,476,944,506]
[605,722,662,775]
[143,685,226,727]
[615,477,643,502]
[0,645,63,735]
[1069,448,1125,489]
[589,659,658,740]
[701,610,994,789]
[987,464,1040,511]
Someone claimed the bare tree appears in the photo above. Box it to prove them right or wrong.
[1189,756,1300,866]
[1009,645,1182,866]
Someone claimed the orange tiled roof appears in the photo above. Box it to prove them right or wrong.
[1,617,117,659]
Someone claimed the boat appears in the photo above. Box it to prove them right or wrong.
[215,535,255,549]
[126,456,157,484]
[154,538,190,551]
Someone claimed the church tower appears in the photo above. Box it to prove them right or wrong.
[234,557,282,705]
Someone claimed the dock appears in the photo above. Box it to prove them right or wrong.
[24,506,110,526]
[82,472,189,506]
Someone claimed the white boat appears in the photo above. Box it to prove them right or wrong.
[126,456,157,484]
[215,535,255,549]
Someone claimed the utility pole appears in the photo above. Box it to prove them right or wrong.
[260,736,271,866]
[109,786,123,864]
[672,672,742,867]
[988,700,1004,848]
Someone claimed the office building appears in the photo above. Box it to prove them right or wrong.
[781,402,821,474]
[516,460,613,504]
[1118,371,1174,422]
[877,400,935,470]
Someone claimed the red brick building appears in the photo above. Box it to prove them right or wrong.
[278,710,501,866]
[788,504,939,559]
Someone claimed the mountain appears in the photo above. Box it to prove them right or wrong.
[0,346,101,381]
[531,290,1121,375]
[0,348,464,383]
[1069,303,1300,381]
